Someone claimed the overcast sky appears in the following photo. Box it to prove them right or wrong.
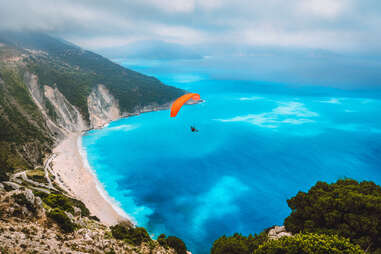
[1,0,381,54]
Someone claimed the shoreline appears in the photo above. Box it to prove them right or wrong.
[52,131,132,226]
[50,106,173,226]
[50,100,203,226]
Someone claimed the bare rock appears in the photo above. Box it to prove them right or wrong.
[73,206,81,217]
[65,211,75,222]
[3,181,21,190]
[268,225,292,240]
[24,189,35,204]
[88,84,120,129]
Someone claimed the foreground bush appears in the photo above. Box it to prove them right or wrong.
[284,179,381,252]
[42,193,89,216]
[211,232,268,254]
[110,223,151,245]
[166,236,187,254]
[254,233,364,254]
[157,234,187,254]
[12,193,36,214]
[48,208,76,233]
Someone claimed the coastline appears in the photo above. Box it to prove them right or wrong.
[52,132,131,226]
[50,100,202,226]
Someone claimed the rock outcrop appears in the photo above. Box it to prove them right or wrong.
[268,226,292,240]
[0,172,176,254]
[88,84,120,129]
[44,85,86,133]
[25,73,119,138]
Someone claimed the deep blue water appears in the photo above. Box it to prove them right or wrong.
[83,59,381,254]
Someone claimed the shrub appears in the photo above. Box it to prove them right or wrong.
[32,190,49,199]
[157,233,168,247]
[166,236,187,254]
[110,223,130,240]
[156,233,187,253]
[284,179,381,252]
[0,169,8,181]
[43,194,74,214]
[110,223,151,245]
[253,233,365,254]
[12,193,36,214]
[42,193,90,217]
[70,198,90,217]
[89,215,100,221]
[47,208,76,233]
[211,232,268,254]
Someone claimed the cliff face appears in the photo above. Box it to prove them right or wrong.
[88,84,120,129]
[44,85,86,133]
[25,72,122,137]
[24,72,83,140]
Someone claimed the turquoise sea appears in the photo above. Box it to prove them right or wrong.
[82,58,381,253]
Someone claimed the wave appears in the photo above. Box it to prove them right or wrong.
[76,134,136,224]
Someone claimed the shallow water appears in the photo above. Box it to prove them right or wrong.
[82,60,381,254]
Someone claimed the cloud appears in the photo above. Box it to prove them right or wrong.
[1,1,381,87]
[97,40,202,60]
[296,0,348,19]
[0,0,381,54]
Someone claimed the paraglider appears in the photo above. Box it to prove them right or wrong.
[170,93,201,132]
[170,93,201,117]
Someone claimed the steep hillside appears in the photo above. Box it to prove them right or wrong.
[0,31,184,121]
[0,31,184,180]
[0,47,54,179]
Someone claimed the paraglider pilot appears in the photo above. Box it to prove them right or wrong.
[170,93,202,133]
[190,126,199,132]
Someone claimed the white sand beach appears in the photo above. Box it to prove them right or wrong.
[52,132,131,226]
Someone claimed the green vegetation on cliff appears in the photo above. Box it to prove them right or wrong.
[48,208,76,233]
[0,66,53,177]
[284,179,381,253]
[157,234,187,254]
[111,223,152,245]
[254,233,364,254]
[38,193,90,217]
[1,31,185,121]
[211,232,268,254]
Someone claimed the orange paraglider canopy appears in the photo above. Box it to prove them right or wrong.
[170,93,201,117]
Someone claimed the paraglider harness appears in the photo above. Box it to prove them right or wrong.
[190,126,199,132]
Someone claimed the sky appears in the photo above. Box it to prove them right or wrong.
[1,0,381,53]
[1,0,381,89]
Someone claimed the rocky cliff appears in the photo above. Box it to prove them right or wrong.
[0,175,176,254]
[88,84,120,129]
